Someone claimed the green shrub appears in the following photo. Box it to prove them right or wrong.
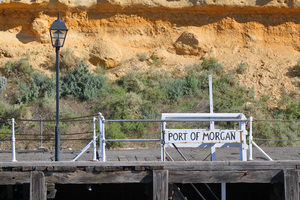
[142,87,168,103]
[105,123,125,148]
[32,73,56,97]
[137,53,148,62]
[116,70,144,93]
[61,61,107,100]
[184,74,198,95]
[0,124,11,140]
[202,58,224,75]
[17,72,55,103]
[3,58,34,79]
[275,96,300,120]
[237,62,247,74]
[18,82,39,103]
[163,78,186,100]
[148,56,164,67]
[0,76,7,94]
[4,61,17,76]
[295,59,300,76]
[17,61,107,103]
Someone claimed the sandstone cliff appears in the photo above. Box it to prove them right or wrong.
[0,0,299,100]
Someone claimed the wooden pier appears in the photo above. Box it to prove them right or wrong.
[0,160,299,199]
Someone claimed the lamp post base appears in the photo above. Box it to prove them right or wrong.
[55,126,60,161]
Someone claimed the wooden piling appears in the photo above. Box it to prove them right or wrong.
[30,171,46,200]
[153,170,168,200]
[284,170,299,200]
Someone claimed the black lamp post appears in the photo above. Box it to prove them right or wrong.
[49,12,68,161]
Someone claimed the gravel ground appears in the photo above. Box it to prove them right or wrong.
[1,146,300,162]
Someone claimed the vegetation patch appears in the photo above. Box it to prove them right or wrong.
[0,58,299,149]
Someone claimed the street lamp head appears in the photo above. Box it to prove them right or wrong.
[49,12,68,48]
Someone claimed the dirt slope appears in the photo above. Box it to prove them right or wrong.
[0,0,299,101]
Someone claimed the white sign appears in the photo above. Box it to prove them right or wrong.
[165,129,242,144]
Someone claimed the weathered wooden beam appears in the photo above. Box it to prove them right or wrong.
[153,170,168,200]
[30,171,46,200]
[284,170,299,200]
[169,170,284,183]
[45,170,152,184]
[0,168,291,185]
[0,172,30,185]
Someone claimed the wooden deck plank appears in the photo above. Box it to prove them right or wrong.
[117,156,128,161]
[0,160,299,169]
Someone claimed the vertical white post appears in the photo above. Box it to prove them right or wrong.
[248,116,253,160]
[209,75,225,200]
[209,75,216,161]
[92,117,97,161]
[98,113,101,161]
[209,75,214,129]
[161,121,166,161]
[101,115,106,162]
[11,118,16,162]
[239,115,247,161]
[98,113,105,161]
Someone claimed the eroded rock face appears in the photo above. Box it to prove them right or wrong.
[174,31,207,56]
[89,38,122,68]
[32,18,49,43]
[0,0,299,100]
[1,0,300,8]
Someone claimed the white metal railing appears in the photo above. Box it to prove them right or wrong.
[6,113,276,162]
[10,115,43,162]
[248,116,273,161]
[72,117,99,161]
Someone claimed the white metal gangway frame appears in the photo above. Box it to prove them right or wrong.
[96,112,273,163]
[161,112,249,162]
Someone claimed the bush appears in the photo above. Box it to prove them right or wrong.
[202,58,224,75]
[184,74,198,95]
[0,76,7,94]
[32,73,56,97]
[18,82,39,103]
[237,62,247,74]
[295,59,300,76]
[17,61,107,103]
[105,123,125,149]
[61,61,107,100]
[137,53,148,62]
[116,70,144,93]
[163,78,186,100]
[3,58,34,79]
[17,72,55,103]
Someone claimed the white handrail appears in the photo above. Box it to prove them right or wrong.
[248,117,253,160]
[11,118,16,162]
[99,112,106,161]
[93,117,97,161]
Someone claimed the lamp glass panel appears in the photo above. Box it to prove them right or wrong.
[50,29,67,47]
